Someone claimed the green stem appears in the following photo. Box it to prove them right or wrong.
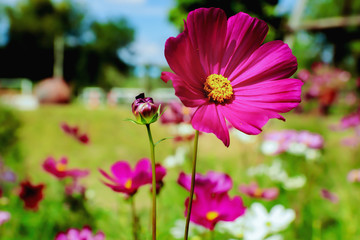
[184,130,200,240]
[130,197,139,240]
[146,124,157,240]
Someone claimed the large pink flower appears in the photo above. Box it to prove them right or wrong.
[161,8,303,146]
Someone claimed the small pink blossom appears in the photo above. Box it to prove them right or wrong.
[185,192,246,230]
[43,156,89,179]
[239,182,279,200]
[161,8,302,147]
[55,226,105,240]
[160,101,195,124]
[320,189,339,203]
[60,122,90,144]
[347,169,360,183]
[178,171,232,195]
[0,211,10,225]
[99,158,166,197]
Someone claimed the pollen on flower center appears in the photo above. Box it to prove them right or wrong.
[56,163,66,172]
[204,74,233,103]
[206,211,219,221]
[125,179,132,189]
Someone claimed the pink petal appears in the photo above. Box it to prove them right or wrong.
[161,72,207,108]
[221,12,268,77]
[185,8,228,75]
[191,103,230,147]
[230,41,298,86]
[133,158,151,176]
[262,188,279,200]
[111,161,132,184]
[99,168,117,183]
[233,78,303,112]
[219,101,284,135]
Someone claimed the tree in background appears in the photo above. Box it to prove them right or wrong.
[0,0,135,92]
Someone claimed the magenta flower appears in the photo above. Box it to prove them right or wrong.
[347,169,360,183]
[153,163,167,194]
[161,8,302,147]
[239,182,279,200]
[185,192,245,230]
[320,189,339,204]
[99,158,153,197]
[178,171,232,195]
[43,156,89,179]
[61,122,90,144]
[55,226,105,240]
[340,110,360,130]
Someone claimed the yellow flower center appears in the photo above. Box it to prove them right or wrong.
[56,163,67,172]
[206,211,219,221]
[204,74,233,103]
[125,179,132,189]
[254,188,263,198]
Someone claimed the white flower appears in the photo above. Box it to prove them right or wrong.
[164,146,187,168]
[260,141,280,155]
[283,175,306,190]
[287,142,307,155]
[0,211,10,225]
[244,203,295,240]
[170,219,206,239]
[233,130,257,143]
[305,149,320,161]
[217,216,246,238]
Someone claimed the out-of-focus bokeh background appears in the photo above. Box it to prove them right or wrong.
[0,0,360,239]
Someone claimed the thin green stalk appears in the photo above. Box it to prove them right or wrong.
[146,124,157,240]
[130,197,139,240]
[184,130,200,240]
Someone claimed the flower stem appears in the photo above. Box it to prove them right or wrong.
[184,130,200,240]
[130,197,139,240]
[146,124,157,240]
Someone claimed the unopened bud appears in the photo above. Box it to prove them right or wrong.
[131,93,160,125]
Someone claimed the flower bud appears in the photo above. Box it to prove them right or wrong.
[131,93,160,125]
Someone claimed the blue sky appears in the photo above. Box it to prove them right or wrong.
[1,0,295,69]
[0,0,178,68]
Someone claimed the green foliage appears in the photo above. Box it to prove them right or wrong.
[0,105,21,156]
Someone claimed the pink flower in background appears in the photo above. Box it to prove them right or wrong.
[340,110,360,130]
[185,192,246,230]
[178,171,232,195]
[60,122,90,144]
[320,189,339,203]
[99,158,161,197]
[43,156,89,179]
[55,226,105,240]
[0,211,10,225]
[161,8,302,146]
[160,101,195,124]
[19,180,45,211]
[239,182,279,200]
[347,169,360,183]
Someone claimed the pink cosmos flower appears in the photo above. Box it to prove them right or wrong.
[43,156,89,179]
[185,192,245,230]
[160,101,195,124]
[61,122,90,144]
[347,169,360,182]
[99,158,166,197]
[161,8,303,146]
[340,110,360,130]
[55,226,105,240]
[178,171,232,195]
[239,182,279,200]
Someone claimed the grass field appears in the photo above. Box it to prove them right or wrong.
[1,104,360,239]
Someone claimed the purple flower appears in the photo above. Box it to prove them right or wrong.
[340,110,360,130]
[178,171,232,195]
[55,226,105,240]
[43,156,89,180]
[320,189,339,203]
[0,211,10,226]
[347,169,360,183]
[0,160,16,183]
[185,192,246,230]
[239,182,279,200]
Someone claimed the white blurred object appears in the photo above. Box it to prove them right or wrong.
[170,219,206,239]
[164,146,187,168]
